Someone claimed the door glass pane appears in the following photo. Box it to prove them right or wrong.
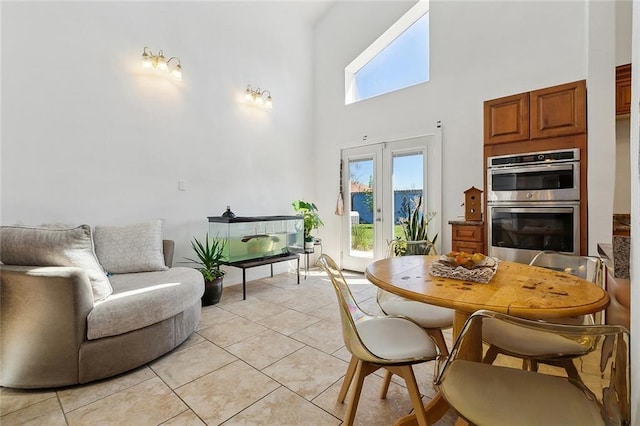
[392,152,424,240]
[349,158,374,257]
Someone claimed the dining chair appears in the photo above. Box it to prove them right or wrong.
[529,250,603,283]
[317,254,439,426]
[378,240,454,355]
[483,250,604,375]
[436,310,630,426]
[376,240,454,392]
[529,250,604,325]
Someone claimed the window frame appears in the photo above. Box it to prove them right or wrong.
[345,0,430,105]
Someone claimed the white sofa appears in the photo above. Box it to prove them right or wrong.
[0,222,204,388]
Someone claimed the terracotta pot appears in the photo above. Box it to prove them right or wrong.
[202,277,223,306]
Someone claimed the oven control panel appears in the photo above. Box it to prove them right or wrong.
[488,148,579,168]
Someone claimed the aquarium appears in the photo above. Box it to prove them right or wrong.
[208,215,304,263]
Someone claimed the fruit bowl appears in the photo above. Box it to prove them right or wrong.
[441,251,496,269]
[430,251,498,283]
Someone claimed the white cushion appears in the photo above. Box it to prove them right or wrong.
[439,360,604,426]
[87,267,203,339]
[483,317,587,356]
[356,317,438,360]
[94,219,168,274]
[380,299,453,329]
[0,225,112,302]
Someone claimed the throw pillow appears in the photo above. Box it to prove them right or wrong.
[0,224,113,301]
[94,219,168,274]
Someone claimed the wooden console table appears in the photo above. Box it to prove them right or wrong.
[222,253,300,300]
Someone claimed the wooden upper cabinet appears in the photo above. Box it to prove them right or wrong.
[484,92,529,145]
[484,80,587,145]
[616,64,632,116]
[530,80,586,140]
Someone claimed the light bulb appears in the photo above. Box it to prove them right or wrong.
[245,87,253,101]
[141,50,153,69]
[265,95,273,109]
[156,51,168,72]
[254,92,264,104]
[172,64,182,80]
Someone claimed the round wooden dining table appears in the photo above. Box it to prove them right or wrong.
[365,255,610,426]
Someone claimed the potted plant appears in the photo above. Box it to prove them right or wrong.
[184,233,226,306]
[394,195,438,256]
[292,200,324,249]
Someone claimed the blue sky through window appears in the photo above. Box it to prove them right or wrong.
[350,155,423,191]
[353,12,429,101]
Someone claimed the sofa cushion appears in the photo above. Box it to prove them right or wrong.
[94,219,168,274]
[0,225,112,301]
[87,267,204,340]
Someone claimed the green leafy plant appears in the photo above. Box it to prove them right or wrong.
[351,224,373,251]
[292,200,324,242]
[184,233,226,281]
[395,195,438,255]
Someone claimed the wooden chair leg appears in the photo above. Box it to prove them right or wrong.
[343,360,367,426]
[398,365,429,426]
[552,359,583,384]
[426,329,450,357]
[525,359,539,372]
[379,370,393,399]
[338,356,358,403]
[482,345,500,364]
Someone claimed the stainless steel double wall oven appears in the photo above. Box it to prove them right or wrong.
[487,148,580,264]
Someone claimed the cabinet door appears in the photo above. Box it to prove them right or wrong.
[452,241,484,254]
[484,93,529,145]
[616,64,632,116]
[452,225,483,242]
[530,80,586,140]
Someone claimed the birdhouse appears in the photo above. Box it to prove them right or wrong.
[464,186,483,221]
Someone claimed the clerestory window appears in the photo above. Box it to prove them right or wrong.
[345,0,430,105]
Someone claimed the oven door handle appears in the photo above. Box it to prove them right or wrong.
[490,206,577,214]
[489,163,575,175]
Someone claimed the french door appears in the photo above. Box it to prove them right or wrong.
[341,133,441,272]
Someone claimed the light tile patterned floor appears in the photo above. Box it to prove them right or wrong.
[0,268,457,426]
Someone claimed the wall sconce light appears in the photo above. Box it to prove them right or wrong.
[141,47,182,81]
[245,85,273,108]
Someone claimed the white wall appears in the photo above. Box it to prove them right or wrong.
[586,0,616,254]
[616,0,633,66]
[1,2,317,282]
[314,0,615,260]
[614,1,633,215]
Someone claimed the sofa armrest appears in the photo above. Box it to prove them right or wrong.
[163,240,175,268]
[1,265,94,388]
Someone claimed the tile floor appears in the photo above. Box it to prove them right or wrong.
[0,268,458,426]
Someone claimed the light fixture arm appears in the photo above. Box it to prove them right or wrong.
[245,85,273,108]
[141,47,182,80]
